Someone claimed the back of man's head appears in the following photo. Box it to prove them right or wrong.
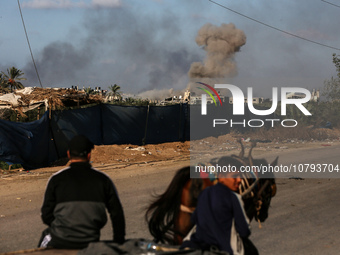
[68,135,94,159]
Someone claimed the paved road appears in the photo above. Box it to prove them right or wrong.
[1,144,340,254]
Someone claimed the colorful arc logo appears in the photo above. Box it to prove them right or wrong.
[196,82,223,106]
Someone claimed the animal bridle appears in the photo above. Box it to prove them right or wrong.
[232,139,277,228]
[181,139,277,220]
[233,139,276,198]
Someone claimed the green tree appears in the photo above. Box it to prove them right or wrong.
[0,73,4,92]
[0,73,9,93]
[84,87,95,95]
[1,67,26,92]
[108,84,122,101]
[332,53,340,78]
[323,54,340,101]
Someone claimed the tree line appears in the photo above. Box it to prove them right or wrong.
[0,67,123,98]
[0,67,26,93]
[1,53,340,127]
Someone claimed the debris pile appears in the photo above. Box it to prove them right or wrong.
[0,87,103,115]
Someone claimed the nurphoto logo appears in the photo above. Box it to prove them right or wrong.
[198,83,312,128]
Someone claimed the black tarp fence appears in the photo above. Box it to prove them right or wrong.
[50,105,104,160]
[0,104,190,170]
[0,112,57,169]
[0,103,274,170]
[101,105,148,145]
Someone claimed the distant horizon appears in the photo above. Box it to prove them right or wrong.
[1,0,339,99]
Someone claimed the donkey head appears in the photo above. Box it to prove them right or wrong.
[231,139,278,222]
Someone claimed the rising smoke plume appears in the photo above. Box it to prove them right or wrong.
[188,23,246,79]
[22,8,199,94]
[137,88,175,101]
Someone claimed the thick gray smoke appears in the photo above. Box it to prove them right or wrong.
[188,23,246,79]
[23,8,200,93]
[24,42,94,87]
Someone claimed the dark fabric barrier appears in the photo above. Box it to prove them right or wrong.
[101,105,148,145]
[145,104,184,144]
[50,105,103,159]
[0,103,275,169]
[183,104,190,141]
[0,112,57,169]
[190,104,233,140]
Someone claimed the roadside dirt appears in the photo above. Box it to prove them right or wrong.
[1,128,339,180]
[92,141,190,164]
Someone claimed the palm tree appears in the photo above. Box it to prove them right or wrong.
[84,87,95,95]
[108,84,122,101]
[0,73,3,91]
[1,67,26,92]
[0,73,9,93]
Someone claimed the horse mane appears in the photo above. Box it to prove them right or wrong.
[145,166,191,244]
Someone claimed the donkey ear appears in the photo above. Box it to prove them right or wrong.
[237,138,245,158]
[270,156,279,166]
[247,141,257,166]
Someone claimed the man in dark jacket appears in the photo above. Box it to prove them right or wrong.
[38,135,125,249]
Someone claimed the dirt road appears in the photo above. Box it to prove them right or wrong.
[1,142,340,254]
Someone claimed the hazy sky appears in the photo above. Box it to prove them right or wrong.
[1,0,339,98]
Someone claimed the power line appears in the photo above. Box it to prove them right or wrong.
[209,0,340,51]
[321,0,340,9]
[17,0,43,88]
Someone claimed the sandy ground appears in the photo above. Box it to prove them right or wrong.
[2,128,339,177]
[1,132,340,254]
